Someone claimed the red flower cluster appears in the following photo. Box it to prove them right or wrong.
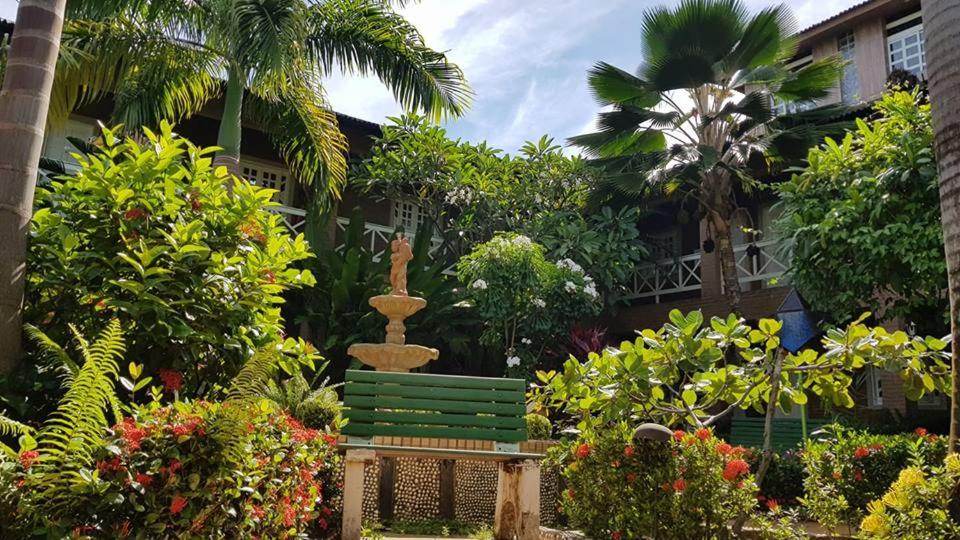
[170,495,188,515]
[853,446,871,459]
[96,456,124,474]
[157,369,184,393]
[135,472,154,487]
[626,472,637,483]
[766,498,780,511]
[19,450,39,469]
[915,427,928,437]
[695,428,711,441]
[722,459,750,481]
[169,414,205,438]
[673,478,687,492]
[575,443,591,459]
[623,446,635,458]
[123,208,147,220]
[261,270,276,284]
[673,430,685,442]
[239,221,268,245]
[115,417,148,451]
[611,531,622,540]
[716,442,733,455]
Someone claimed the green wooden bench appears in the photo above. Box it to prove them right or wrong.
[728,417,829,452]
[340,369,543,540]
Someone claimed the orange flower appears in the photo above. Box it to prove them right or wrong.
[170,495,188,514]
[914,427,928,438]
[19,450,39,469]
[722,459,750,481]
[623,446,635,458]
[716,442,733,455]
[673,430,686,442]
[575,443,590,459]
[673,478,687,492]
[854,447,870,459]
[766,499,780,511]
[695,428,710,441]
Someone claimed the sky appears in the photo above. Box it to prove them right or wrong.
[0,0,864,153]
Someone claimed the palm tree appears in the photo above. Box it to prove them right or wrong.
[571,0,842,313]
[922,1,960,453]
[54,0,471,189]
[0,0,470,373]
[0,0,68,374]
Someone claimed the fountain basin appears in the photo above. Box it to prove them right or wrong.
[347,343,439,372]
[369,295,427,317]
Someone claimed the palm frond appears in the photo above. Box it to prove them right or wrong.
[641,0,747,68]
[306,0,472,121]
[723,5,794,73]
[586,62,659,107]
[569,130,667,159]
[775,56,845,102]
[245,78,349,205]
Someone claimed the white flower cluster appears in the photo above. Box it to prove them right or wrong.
[532,298,546,308]
[556,258,583,273]
[511,235,532,247]
[471,279,488,290]
[564,280,578,293]
[506,355,521,367]
[521,337,532,345]
[444,185,475,206]
[583,280,599,299]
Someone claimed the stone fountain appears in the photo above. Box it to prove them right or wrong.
[347,234,439,372]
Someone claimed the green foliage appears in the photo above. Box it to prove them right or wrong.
[533,310,950,434]
[860,454,960,539]
[745,448,805,506]
[25,123,316,394]
[777,91,945,331]
[457,233,602,376]
[264,372,343,431]
[801,425,947,531]
[355,115,595,256]
[524,413,552,440]
[529,206,648,305]
[1,400,341,538]
[559,424,756,538]
[293,208,477,377]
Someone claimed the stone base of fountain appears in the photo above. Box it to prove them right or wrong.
[347,342,439,372]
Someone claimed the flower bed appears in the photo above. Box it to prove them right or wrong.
[2,401,341,538]
[557,425,756,539]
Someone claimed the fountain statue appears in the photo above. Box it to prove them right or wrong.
[346,234,440,372]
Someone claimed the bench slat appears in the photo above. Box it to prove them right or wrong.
[346,370,525,391]
[342,423,526,442]
[344,395,526,416]
[345,410,526,429]
[345,381,523,404]
[339,443,543,462]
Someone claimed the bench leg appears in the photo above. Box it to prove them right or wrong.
[494,459,541,540]
[341,449,375,540]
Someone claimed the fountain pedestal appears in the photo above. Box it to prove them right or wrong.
[347,234,440,372]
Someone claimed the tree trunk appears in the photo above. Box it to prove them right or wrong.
[213,67,244,178]
[0,0,68,374]
[710,211,742,315]
[924,1,960,454]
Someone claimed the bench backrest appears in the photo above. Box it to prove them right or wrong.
[728,417,829,452]
[341,370,527,443]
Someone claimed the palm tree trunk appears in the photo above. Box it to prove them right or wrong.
[710,211,742,314]
[213,66,244,177]
[0,0,67,374]
[923,1,960,454]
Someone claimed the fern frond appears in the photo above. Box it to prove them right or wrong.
[0,414,33,460]
[24,323,80,388]
[225,350,279,402]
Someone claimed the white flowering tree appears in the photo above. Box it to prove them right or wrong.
[457,233,602,377]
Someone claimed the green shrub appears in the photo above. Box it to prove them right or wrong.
[457,233,601,377]
[1,400,341,538]
[558,424,756,539]
[297,387,342,430]
[524,413,552,440]
[25,122,316,393]
[745,447,806,507]
[801,425,946,531]
[860,454,960,539]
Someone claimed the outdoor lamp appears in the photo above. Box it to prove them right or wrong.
[633,423,673,443]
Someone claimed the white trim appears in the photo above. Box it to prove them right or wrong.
[865,367,883,408]
[886,10,922,31]
[239,157,295,207]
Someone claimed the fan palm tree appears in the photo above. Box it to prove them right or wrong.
[0,0,68,374]
[54,0,471,191]
[570,0,843,313]
[922,1,960,452]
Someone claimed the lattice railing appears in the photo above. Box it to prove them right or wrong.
[623,252,703,302]
[734,239,789,284]
[270,204,307,235]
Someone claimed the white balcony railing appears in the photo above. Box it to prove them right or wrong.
[622,239,790,303]
[271,204,308,235]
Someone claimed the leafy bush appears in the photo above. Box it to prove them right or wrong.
[777,91,946,331]
[2,400,341,538]
[530,206,648,305]
[263,372,342,430]
[746,448,806,507]
[25,123,316,393]
[801,425,947,531]
[860,454,960,539]
[457,233,602,376]
[524,413,552,440]
[558,424,756,539]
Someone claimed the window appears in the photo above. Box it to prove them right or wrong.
[391,200,424,233]
[41,119,97,169]
[239,159,293,206]
[887,13,925,78]
[838,31,860,104]
[647,228,682,259]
